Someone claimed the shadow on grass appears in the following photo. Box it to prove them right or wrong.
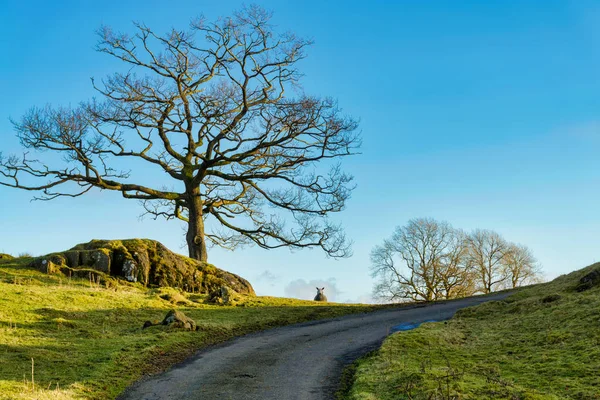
[0,302,386,398]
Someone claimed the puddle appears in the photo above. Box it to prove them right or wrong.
[390,319,438,334]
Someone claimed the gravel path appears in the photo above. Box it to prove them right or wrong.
[118,293,511,400]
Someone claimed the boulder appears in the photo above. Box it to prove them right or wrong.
[161,310,197,330]
[209,285,242,305]
[576,269,600,292]
[143,310,197,331]
[28,239,255,295]
[30,254,65,274]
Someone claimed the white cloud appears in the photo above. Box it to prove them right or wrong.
[284,278,341,302]
[255,270,280,287]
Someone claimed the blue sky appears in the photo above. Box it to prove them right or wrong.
[1,0,599,302]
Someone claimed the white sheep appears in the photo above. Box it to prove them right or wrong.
[314,287,327,302]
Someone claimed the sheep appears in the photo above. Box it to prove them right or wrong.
[314,287,327,302]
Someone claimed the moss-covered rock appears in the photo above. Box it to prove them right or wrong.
[162,309,197,331]
[576,269,600,292]
[29,239,255,295]
[209,285,243,305]
[142,309,197,331]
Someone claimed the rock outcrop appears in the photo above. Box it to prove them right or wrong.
[29,239,255,295]
[576,269,600,292]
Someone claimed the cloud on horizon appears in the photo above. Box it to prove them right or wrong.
[284,278,341,302]
[255,270,281,287]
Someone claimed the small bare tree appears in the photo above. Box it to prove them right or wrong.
[0,6,360,262]
[503,243,541,288]
[468,229,509,293]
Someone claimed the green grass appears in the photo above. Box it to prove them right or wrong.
[341,263,600,400]
[0,257,384,400]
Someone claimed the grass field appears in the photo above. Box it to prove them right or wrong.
[341,263,600,399]
[0,256,383,400]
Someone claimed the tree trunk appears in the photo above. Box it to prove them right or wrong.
[484,266,492,293]
[186,186,208,262]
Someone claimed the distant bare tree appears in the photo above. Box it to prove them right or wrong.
[436,229,476,299]
[373,221,542,301]
[0,6,360,262]
[468,229,509,293]
[370,239,413,302]
[503,243,541,288]
[371,218,465,302]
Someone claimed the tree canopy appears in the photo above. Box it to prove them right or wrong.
[371,218,542,302]
[0,6,360,261]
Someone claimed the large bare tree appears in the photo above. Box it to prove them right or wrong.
[0,7,360,261]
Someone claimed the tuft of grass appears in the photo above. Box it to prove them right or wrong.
[0,257,385,400]
[17,252,34,258]
[341,263,600,399]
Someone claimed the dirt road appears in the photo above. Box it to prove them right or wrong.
[118,293,511,400]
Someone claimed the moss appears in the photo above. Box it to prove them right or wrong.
[154,287,190,305]
[27,239,255,295]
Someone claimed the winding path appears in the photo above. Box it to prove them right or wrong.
[118,293,511,400]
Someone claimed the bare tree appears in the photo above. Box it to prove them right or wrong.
[468,229,509,293]
[436,229,476,299]
[503,243,541,288]
[371,218,460,302]
[370,239,413,302]
[0,6,360,262]
[373,221,542,301]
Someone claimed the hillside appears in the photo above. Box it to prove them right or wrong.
[341,263,600,399]
[0,254,382,400]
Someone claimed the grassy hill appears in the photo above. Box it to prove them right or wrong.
[341,263,600,399]
[0,256,382,400]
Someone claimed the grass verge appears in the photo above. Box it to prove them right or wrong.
[341,263,600,400]
[0,257,384,400]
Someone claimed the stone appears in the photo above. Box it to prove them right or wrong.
[30,254,65,274]
[209,285,242,305]
[576,269,600,292]
[91,250,111,273]
[63,251,80,268]
[161,310,197,331]
[122,259,138,282]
